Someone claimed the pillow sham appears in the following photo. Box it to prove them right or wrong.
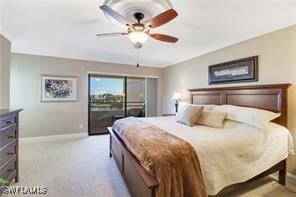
[176,103,189,120]
[198,104,217,111]
[213,105,281,128]
[177,105,204,127]
[176,104,217,120]
[197,110,227,128]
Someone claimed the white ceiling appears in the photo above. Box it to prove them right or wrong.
[0,0,295,67]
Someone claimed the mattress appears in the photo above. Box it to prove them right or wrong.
[141,116,294,195]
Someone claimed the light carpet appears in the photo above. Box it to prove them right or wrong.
[4,135,296,197]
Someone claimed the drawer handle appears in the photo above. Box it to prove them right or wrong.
[7,169,14,172]
[7,152,14,155]
[6,121,12,124]
[7,136,15,139]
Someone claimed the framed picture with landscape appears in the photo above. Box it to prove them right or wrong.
[41,75,78,102]
[208,56,258,85]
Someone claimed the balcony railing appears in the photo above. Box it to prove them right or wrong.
[90,101,145,111]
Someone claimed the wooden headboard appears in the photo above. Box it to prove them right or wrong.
[188,84,291,127]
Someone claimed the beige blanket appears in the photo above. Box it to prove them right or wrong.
[113,117,207,197]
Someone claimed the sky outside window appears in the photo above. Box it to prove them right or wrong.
[90,77,124,96]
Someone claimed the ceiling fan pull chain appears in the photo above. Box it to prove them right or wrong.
[137,49,140,67]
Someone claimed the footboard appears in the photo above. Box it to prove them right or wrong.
[108,127,159,197]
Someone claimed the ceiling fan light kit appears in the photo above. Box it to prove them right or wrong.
[127,13,150,45]
[127,31,149,45]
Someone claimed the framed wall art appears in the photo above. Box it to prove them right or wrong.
[41,75,77,102]
[208,56,258,85]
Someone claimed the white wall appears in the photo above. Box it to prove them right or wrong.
[0,34,10,108]
[10,53,162,138]
[162,25,296,174]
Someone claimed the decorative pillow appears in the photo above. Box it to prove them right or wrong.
[177,105,204,127]
[176,104,217,120]
[200,105,217,111]
[197,110,227,128]
[213,105,281,128]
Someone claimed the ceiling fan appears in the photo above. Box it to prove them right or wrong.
[97,5,179,49]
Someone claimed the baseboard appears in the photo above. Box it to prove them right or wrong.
[20,132,88,143]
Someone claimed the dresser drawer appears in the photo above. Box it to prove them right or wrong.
[0,142,16,167]
[0,115,16,130]
[0,128,16,148]
[0,158,16,186]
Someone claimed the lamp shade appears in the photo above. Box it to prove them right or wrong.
[171,91,182,100]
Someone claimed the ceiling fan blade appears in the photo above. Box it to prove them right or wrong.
[146,9,178,28]
[96,33,127,37]
[150,33,178,43]
[100,5,130,26]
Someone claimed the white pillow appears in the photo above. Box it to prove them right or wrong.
[213,105,281,128]
[176,103,189,120]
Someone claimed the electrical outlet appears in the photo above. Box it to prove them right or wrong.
[79,124,84,130]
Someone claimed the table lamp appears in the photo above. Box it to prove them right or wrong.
[171,91,182,113]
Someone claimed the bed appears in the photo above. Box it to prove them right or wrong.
[108,83,293,196]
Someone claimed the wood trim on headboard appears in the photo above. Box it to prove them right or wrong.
[188,84,291,127]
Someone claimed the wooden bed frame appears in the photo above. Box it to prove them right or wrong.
[108,83,291,197]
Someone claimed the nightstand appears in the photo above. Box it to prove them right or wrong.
[162,113,176,117]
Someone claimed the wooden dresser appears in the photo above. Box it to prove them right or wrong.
[0,109,22,187]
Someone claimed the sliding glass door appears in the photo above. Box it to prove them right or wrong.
[88,74,157,135]
[126,77,146,117]
[89,75,125,135]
